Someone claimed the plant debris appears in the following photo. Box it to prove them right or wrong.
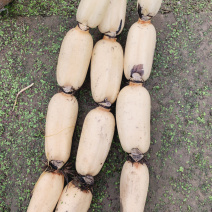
[12,83,34,111]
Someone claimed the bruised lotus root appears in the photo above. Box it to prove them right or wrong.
[130,64,145,83]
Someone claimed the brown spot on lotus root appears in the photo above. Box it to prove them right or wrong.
[133,162,140,169]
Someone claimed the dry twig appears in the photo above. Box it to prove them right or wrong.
[12,83,34,111]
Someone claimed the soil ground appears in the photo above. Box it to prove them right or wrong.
[0,0,212,211]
